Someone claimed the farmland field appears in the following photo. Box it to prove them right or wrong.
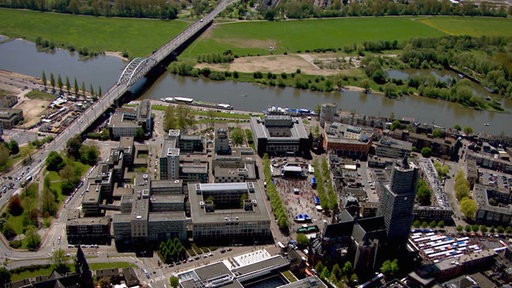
[180,17,448,59]
[0,8,190,57]
[417,16,512,37]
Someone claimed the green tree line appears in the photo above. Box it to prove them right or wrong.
[1,0,180,19]
[258,0,511,20]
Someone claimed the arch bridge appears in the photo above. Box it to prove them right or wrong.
[117,57,157,86]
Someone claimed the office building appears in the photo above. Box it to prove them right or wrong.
[380,157,419,245]
[319,103,337,127]
[249,115,309,157]
[322,122,374,160]
[215,128,231,154]
[188,182,272,244]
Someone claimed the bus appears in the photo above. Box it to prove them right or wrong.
[21,175,33,187]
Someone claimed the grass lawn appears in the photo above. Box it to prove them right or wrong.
[89,262,135,270]
[10,262,134,281]
[25,90,57,101]
[45,171,63,196]
[0,8,191,58]
[6,214,25,235]
[180,17,447,59]
[5,183,39,235]
[10,265,59,282]
[417,16,512,37]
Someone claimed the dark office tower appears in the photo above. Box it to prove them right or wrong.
[380,157,419,246]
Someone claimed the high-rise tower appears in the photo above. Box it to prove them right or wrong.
[380,157,419,246]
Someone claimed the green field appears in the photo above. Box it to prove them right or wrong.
[0,8,190,57]
[180,17,448,59]
[2,8,512,60]
[417,16,512,37]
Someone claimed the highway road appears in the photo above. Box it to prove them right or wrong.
[0,0,234,268]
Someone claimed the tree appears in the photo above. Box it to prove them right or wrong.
[296,233,308,246]
[342,261,353,276]
[74,78,79,95]
[320,266,330,280]
[50,73,55,90]
[81,82,86,97]
[460,197,478,221]
[134,128,144,142]
[8,194,23,216]
[454,171,470,201]
[438,220,445,228]
[65,76,71,94]
[66,135,82,160]
[361,79,370,93]
[51,249,69,273]
[89,84,95,98]
[380,259,399,276]
[413,220,421,228]
[98,85,102,97]
[0,145,9,171]
[79,145,99,165]
[46,151,65,171]
[390,120,400,131]
[170,276,179,288]
[230,127,244,146]
[8,140,19,155]
[432,128,443,138]
[57,74,63,92]
[41,71,47,88]
[454,124,461,131]
[331,263,342,279]
[463,126,473,135]
[68,0,80,14]
[416,179,432,206]
[456,225,463,232]
[0,266,11,286]
[421,147,432,158]
[24,225,41,250]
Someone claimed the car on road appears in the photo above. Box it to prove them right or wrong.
[220,249,226,253]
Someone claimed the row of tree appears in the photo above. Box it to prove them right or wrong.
[454,170,478,221]
[412,219,445,229]
[262,154,289,232]
[456,224,512,234]
[2,0,181,19]
[260,0,511,20]
[41,71,102,98]
[197,50,235,64]
[315,260,358,286]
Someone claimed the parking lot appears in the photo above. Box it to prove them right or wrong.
[478,168,512,191]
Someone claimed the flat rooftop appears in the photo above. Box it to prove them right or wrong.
[188,182,271,224]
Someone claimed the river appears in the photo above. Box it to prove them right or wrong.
[0,37,510,135]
